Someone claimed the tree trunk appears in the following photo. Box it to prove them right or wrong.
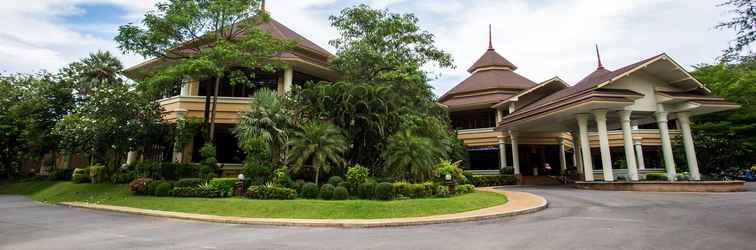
[314,161,320,186]
[209,76,221,142]
[203,79,212,140]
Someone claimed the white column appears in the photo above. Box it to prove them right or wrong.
[173,109,188,163]
[283,67,294,93]
[618,111,639,181]
[126,151,138,165]
[576,114,594,181]
[677,112,701,181]
[180,78,191,96]
[634,138,646,170]
[559,138,567,174]
[655,111,677,180]
[508,103,516,114]
[498,136,507,169]
[509,130,520,176]
[593,110,614,181]
[573,132,584,175]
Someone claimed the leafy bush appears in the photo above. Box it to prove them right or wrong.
[72,168,90,183]
[243,161,273,185]
[500,167,514,175]
[320,184,336,200]
[300,182,319,199]
[154,182,173,197]
[328,176,344,186]
[436,160,466,183]
[175,163,197,178]
[455,184,475,195]
[435,185,450,197]
[374,182,394,200]
[175,178,203,188]
[333,186,349,200]
[462,172,475,185]
[199,144,219,180]
[246,185,297,200]
[110,171,135,184]
[392,181,412,198]
[646,173,668,181]
[676,172,690,181]
[47,169,73,181]
[209,178,238,193]
[172,185,223,198]
[358,181,376,199]
[471,175,517,187]
[128,177,153,195]
[148,180,170,195]
[346,164,369,190]
[272,166,294,187]
[135,161,160,179]
[89,165,107,184]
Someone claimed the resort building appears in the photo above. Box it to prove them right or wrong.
[442,29,739,183]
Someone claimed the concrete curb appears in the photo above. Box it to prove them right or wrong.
[60,188,547,228]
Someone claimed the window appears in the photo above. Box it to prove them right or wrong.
[451,109,497,130]
[198,69,280,97]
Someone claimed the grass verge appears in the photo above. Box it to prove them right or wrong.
[0,181,507,219]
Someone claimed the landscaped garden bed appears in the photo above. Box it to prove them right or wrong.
[0,181,506,219]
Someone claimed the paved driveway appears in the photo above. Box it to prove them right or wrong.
[1,183,755,250]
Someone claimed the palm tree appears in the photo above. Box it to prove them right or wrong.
[288,121,348,185]
[234,88,291,164]
[69,51,124,96]
[382,130,443,182]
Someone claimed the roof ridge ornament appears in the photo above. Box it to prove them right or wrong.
[596,44,604,69]
[488,24,494,50]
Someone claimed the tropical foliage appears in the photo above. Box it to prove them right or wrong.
[234,88,291,165]
[382,130,444,182]
[288,121,348,185]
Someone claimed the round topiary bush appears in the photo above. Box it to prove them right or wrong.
[327,176,344,186]
[333,186,349,200]
[300,182,319,199]
[154,182,173,197]
[374,182,394,200]
[320,184,336,200]
[358,181,375,199]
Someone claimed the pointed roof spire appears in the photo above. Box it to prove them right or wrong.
[488,24,493,50]
[595,44,604,69]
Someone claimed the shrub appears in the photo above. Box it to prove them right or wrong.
[47,169,73,181]
[392,181,412,198]
[358,181,375,199]
[333,186,349,200]
[246,185,297,200]
[129,177,153,195]
[471,175,517,187]
[243,161,273,185]
[645,173,668,181]
[294,179,305,192]
[374,182,394,200]
[346,164,369,190]
[172,185,223,198]
[135,161,160,179]
[89,165,107,184]
[676,172,690,181]
[209,178,238,193]
[435,185,450,197]
[175,178,203,188]
[500,167,515,175]
[320,184,336,200]
[436,160,466,183]
[199,143,219,180]
[72,168,90,183]
[154,182,173,197]
[462,172,475,185]
[110,171,135,184]
[148,180,170,195]
[327,176,344,186]
[175,163,197,178]
[414,182,435,198]
[455,184,475,195]
[300,182,319,199]
[272,166,294,188]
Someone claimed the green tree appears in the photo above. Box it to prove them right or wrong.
[382,130,444,182]
[115,0,293,141]
[716,0,756,61]
[685,57,756,175]
[288,121,348,185]
[61,51,124,97]
[234,88,291,165]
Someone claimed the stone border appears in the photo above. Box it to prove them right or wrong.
[575,180,746,192]
[60,188,547,228]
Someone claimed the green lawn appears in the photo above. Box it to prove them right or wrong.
[0,181,507,219]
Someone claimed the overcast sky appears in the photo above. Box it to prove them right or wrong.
[0,0,738,96]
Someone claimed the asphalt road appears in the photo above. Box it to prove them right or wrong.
[1,183,755,250]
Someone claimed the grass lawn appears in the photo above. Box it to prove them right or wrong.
[0,181,507,219]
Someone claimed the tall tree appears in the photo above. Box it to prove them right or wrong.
[115,0,292,141]
[717,0,756,61]
[61,51,124,97]
[288,121,348,185]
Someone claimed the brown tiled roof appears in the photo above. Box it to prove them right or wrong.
[506,53,665,118]
[441,92,515,108]
[467,49,518,72]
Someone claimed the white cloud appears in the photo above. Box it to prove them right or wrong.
[0,0,738,98]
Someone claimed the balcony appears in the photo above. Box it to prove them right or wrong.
[159,95,251,124]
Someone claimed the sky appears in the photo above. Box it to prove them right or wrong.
[0,0,739,96]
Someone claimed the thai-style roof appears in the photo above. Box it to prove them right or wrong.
[467,48,518,72]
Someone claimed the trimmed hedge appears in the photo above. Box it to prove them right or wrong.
[300,182,319,199]
[392,181,435,198]
[333,186,349,200]
[436,185,450,197]
[374,182,394,200]
[154,182,173,197]
[175,178,203,188]
[246,185,297,200]
[209,178,237,192]
[110,171,135,184]
[320,184,336,200]
[72,168,90,183]
[357,181,375,199]
[470,175,517,187]
[172,186,224,198]
[455,184,475,195]
[89,165,107,184]
[327,176,344,186]
[645,173,668,181]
